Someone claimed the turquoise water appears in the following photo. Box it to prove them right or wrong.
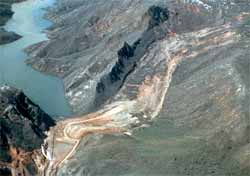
[0,0,71,117]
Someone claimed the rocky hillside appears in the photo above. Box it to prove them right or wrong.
[0,28,21,45]
[23,0,250,175]
[26,0,221,114]
[0,86,55,175]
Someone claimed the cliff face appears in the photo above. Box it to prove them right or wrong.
[0,86,55,175]
[94,6,170,106]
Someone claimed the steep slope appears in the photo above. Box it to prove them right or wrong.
[26,0,220,114]
[25,1,250,175]
[54,13,250,176]
[94,5,170,107]
[0,86,55,175]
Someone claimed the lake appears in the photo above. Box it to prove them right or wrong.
[0,0,71,117]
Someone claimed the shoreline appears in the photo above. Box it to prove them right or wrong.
[0,0,26,45]
[23,0,74,117]
[0,0,72,117]
[0,0,249,175]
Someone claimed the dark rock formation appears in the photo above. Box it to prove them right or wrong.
[94,6,170,106]
[95,42,136,105]
[0,86,55,175]
[0,2,13,26]
[147,5,169,29]
[0,28,21,45]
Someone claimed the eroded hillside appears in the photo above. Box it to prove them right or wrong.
[16,0,250,175]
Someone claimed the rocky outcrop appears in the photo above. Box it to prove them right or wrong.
[147,5,169,29]
[95,6,170,106]
[0,2,13,26]
[0,28,21,45]
[0,86,55,175]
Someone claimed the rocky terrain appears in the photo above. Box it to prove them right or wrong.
[0,0,248,175]
[0,0,24,44]
[26,0,221,114]
[0,28,21,45]
[0,86,55,175]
